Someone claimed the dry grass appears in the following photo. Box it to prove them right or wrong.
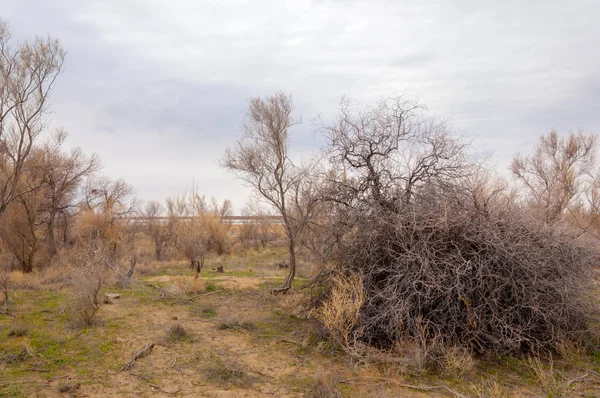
[166,324,188,342]
[306,369,343,397]
[313,272,364,350]
[204,358,250,388]
[469,379,510,398]
[527,356,578,398]
[442,346,476,379]
[1,247,599,398]
[7,326,29,337]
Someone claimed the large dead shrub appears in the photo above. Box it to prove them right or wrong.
[336,198,598,355]
[316,96,599,356]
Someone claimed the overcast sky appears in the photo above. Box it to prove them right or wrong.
[3,0,600,211]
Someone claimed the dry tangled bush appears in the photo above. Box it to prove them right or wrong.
[315,96,599,357]
[338,199,598,355]
[69,244,109,325]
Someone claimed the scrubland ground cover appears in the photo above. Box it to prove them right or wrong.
[2,246,600,397]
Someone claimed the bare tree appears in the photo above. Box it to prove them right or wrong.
[315,99,597,356]
[143,200,172,261]
[78,177,139,263]
[321,96,472,212]
[40,132,100,255]
[0,20,65,215]
[511,130,596,224]
[222,92,316,292]
[167,192,210,274]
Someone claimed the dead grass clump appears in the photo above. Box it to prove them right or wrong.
[217,316,255,331]
[57,381,80,394]
[313,272,364,350]
[7,326,29,337]
[173,276,205,295]
[204,359,249,388]
[442,346,476,379]
[8,270,42,291]
[469,379,509,398]
[527,356,578,398]
[305,369,343,398]
[166,324,188,342]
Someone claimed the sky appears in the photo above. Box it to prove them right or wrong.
[3,0,600,212]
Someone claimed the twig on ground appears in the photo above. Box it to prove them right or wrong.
[149,383,182,396]
[169,290,219,306]
[110,343,155,374]
[568,372,589,386]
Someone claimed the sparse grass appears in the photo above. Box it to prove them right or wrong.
[2,247,600,397]
[527,356,578,398]
[205,281,218,292]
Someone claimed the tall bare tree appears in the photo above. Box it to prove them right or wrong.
[40,133,100,255]
[0,20,65,215]
[321,96,472,212]
[223,92,313,291]
[511,130,596,224]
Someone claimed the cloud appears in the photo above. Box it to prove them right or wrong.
[2,0,600,211]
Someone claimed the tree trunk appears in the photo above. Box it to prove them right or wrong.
[47,213,57,257]
[273,236,296,293]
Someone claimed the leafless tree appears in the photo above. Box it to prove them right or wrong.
[312,97,597,356]
[223,92,318,291]
[511,130,596,224]
[39,132,100,255]
[0,20,65,216]
[143,200,172,261]
[78,176,139,263]
[320,96,472,212]
[167,192,210,274]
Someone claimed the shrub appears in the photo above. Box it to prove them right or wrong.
[313,272,364,350]
[325,197,598,356]
[69,243,109,326]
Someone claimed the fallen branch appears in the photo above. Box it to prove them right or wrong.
[0,310,16,317]
[280,338,302,345]
[110,343,155,374]
[169,290,219,306]
[568,372,589,386]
